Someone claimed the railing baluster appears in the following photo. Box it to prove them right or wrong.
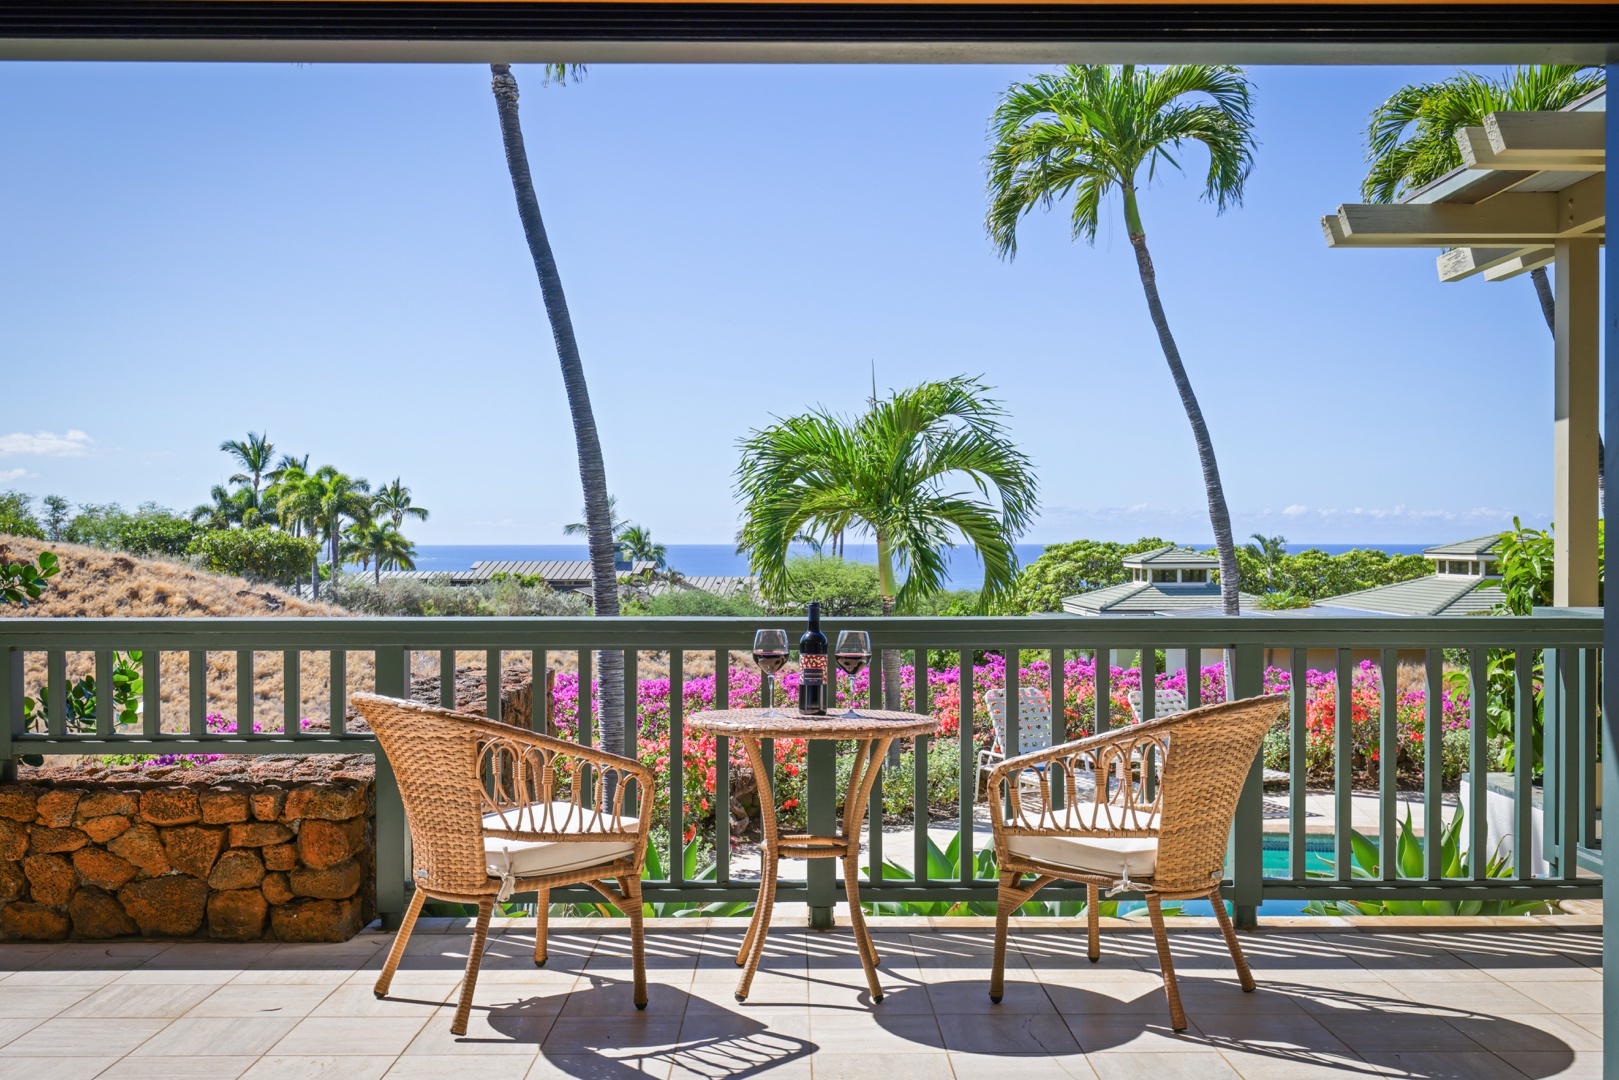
[487,649,503,722]
[578,649,594,748]
[1335,648,1352,881]
[1095,646,1111,731]
[1289,648,1307,881]
[715,648,729,884]
[1424,649,1443,881]
[1004,647,1020,758]
[330,650,346,735]
[1379,648,1398,881]
[95,649,114,737]
[439,649,456,709]
[190,650,207,736]
[1184,644,1202,710]
[140,649,160,737]
[669,648,684,887]
[1140,646,1156,722]
[1469,647,1488,881]
[1580,648,1599,852]
[235,650,253,736]
[283,650,300,737]
[1555,648,1582,880]
[959,648,974,885]
[915,649,930,881]
[1514,646,1537,880]
[1048,646,1064,813]
[533,649,548,733]
[625,649,639,817]
[47,649,65,737]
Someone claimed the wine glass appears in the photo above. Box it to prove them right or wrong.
[753,629,789,717]
[834,631,870,718]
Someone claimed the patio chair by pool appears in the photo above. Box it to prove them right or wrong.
[1126,686,1187,723]
[986,693,1287,1031]
[977,686,1055,802]
[354,693,654,1034]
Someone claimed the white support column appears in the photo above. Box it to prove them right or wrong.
[1554,237,1601,607]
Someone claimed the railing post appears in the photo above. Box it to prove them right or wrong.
[1,646,20,783]
[807,738,836,929]
[373,646,408,929]
[1599,74,1618,1080]
[1228,642,1265,929]
[1542,648,1563,876]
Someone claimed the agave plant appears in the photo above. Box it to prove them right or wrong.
[1304,806,1554,917]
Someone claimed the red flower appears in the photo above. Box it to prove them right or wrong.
[782,798,799,810]
[683,824,696,844]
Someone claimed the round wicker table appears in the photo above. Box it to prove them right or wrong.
[686,707,937,1003]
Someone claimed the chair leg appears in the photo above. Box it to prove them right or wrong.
[1211,887,1256,992]
[735,855,778,1002]
[1086,883,1101,963]
[620,876,648,1010]
[373,886,426,999]
[1146,894,1187,1032]
[842,850,883,1002]
[736,853,772,967]
[451,900,495,1037]
[534,887,550,967]
[990,870,1019,1004]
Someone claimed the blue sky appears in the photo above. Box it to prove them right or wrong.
[0,62,1562,546]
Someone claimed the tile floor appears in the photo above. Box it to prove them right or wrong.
[0,921,1601,1078]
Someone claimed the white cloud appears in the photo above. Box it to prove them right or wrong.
[0,467,31,482]
[1282,504,1308,517]
[0,430,93,457]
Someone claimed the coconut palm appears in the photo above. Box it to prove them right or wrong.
[220,432,276,498]
[190,484,253,530]
[373,478,430,529]
[736,376,1038,708]
[278,467,372,595]
[1362,64,1605,505]
[987,64,1255,615]
[343,521,417,584]
[616,524,669,572]
[490,61,626,763]
[1245,533,1288,590]
[563,495,630,540]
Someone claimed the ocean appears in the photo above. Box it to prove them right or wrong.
[412,541,1436,593]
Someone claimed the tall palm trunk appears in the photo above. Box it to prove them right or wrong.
[492,63,625,761]
[1124,192,1240,616]
[876,536,902,712]
[1532,265,1604,514]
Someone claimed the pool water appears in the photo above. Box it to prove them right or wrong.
[1149,834,1338,918]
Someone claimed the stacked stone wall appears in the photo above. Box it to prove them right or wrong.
[0,756,374,942]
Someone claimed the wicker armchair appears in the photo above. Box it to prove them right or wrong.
[353,693,655,1035]
[986,693,1287,1031]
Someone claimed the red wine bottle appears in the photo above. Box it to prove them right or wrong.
[797,601,828,715]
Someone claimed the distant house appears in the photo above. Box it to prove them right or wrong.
[1061,546,1262,616]
[373,560,755,602]
[1324,535,1504,617]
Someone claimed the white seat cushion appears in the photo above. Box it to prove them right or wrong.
[1005,802,1159,880]
[483,802,638,881]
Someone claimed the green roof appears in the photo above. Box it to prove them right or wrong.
[1122,545,1219,568]
[1422,535,1503,558]
[1061,581,1263,615]
[1326,575,1504,617]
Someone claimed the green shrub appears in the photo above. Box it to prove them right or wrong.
[998,538,1172,614]
[61,502,198,556]
[0,491,44,539]
[764,555,882,616]
[632,587,763,617]
[326,575,588,617]
[188,527,319,585]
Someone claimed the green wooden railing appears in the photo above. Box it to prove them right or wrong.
[0,614,1601,929]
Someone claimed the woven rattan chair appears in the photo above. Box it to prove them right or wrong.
[976,686,1054,801]
[986,693,1287,1031]
[354,693,654,1034]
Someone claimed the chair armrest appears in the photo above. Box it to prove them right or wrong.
[470,717,655,843]
[987,721,1169,835]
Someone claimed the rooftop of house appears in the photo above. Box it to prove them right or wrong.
[1324,575,1504,617]
[1061,580,1263,616]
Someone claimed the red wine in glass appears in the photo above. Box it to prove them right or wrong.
[753,629,789,716]
[755,652,788,676]
[834,631,870,717]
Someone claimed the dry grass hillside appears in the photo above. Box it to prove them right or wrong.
[1,536,731,731]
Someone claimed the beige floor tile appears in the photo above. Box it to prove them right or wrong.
[0,1058,121,1080]
[1088,1051,1243,1079]
[541,1016,684,1054]
[132,1015,300,1057]
[0,985,95,1017]
[808,1012,944,1053]
[62,982,219,1018]
[1214,1049,1376,1079]
[1497,1050,1603,1079]
[387,1057,538,1079]
[947,1051,1101,1078]
[1385,979,1549,1015]
[935,977,1053,1013]
[1358,1050,1527,1079]
[1190,1011,1351,1053]
[0,944,65,971]
[1313,1014,1483,1053]
[665,1030,818,1079]
[186,982,341,1018]
[1499,981,1600,1015]
[272,1015,431,1056]
[3,1017,168,1057]
[0,965,136,988]
[939,1012,1080,1055]
[1064,1016,1211,1054]
[238,1056,396,1080]
[0,1016,43,1048]
[308,982,454,1018]
[97,1057,258,1079]
[524,1054,669,1079]
[807,1052,954,1080]
[1443,1012,1603,1054]
[679,1007,813,1043]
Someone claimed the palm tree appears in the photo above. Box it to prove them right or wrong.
[490,61,626,763]
[373,478,430,529]
[263,454,309,536]
[190,484,252,530]
[736,376,1038,708]
[987,64,1255,616]
[616,524,669,572]
[1244,533,1288,590]
[278,467,371,596]
[220,432,276,498]
[343,521,417,584]
[1361,64,1605,505]
[563,495,630,540]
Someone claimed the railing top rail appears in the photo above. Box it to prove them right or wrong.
[0,613,1601,651]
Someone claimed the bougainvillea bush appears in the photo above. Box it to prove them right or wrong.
[547,654,1487,841]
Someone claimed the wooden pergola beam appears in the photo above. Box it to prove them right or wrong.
[1326,173,1604,247]
[1482,249,1556,281]
[1436,245,1545,282]
[1487,110,1605,169]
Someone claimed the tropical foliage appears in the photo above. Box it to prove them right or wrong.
[986,63,1255,614]
[998,538,1173,614]
[0,549,58,605]
[187,527,321,586]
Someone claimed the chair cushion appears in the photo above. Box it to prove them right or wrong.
[483,802,639,881]
[1004,802,1159,880]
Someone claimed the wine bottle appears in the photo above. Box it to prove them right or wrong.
[797,601,828,715]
